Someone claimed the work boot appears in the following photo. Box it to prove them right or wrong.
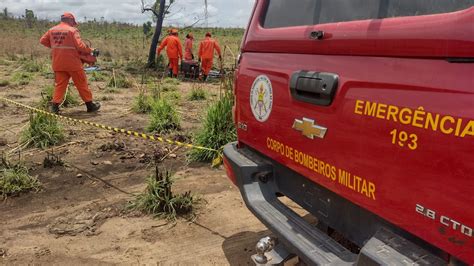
[50,103,60,114]
[202,75,208,81]
[168,69,173,78]
[86,101,101,113]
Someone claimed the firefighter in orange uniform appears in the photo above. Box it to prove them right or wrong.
[184,33,194,60]
[198,32,222,81]
[40,12,100,114]
[157,28,183,78]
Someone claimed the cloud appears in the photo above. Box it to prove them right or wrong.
[1,0,255,27]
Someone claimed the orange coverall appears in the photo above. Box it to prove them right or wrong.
[40,22,93,104]
[157,35,183,75]
[184,38,194,60]
[198,37,222,76]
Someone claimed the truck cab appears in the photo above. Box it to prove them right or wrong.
[224,0,474,264]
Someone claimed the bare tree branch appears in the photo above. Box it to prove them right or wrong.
[141,0,160,17]
[164,2,174,14]
[182,18,203,29]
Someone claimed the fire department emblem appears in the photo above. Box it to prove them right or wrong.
[250,75,273,122]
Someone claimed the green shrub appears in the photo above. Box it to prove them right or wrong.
[40,70,54,80]
[11,72,33,85]
[163,77,180,86]
[189,92,236,162]
[160,77,179,92]
[89,71,107,82]
[99,95,114,101]
[21,113,65,149]
[0,80,9,87]
[1,158,40,199]
[132,91,153,114]
[147,98,180,134]
[163,91,181,103]
[124,59,146,74]
[108,71,133,88]
[0,59,11,66]
[128,169,198,220]
[39,85,78,108]
[188,87,207,101]
[22,60,44,73]
[104,87,120,94]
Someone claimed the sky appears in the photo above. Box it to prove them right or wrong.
[0,0,255,28]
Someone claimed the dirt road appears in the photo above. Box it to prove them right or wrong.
[0,65,268,264]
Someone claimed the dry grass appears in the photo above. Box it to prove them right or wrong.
[1,157,40,199]
[0,18,243,70]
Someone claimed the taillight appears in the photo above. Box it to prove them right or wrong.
[223,156,237,186]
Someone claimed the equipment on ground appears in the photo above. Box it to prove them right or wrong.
[181,60,200,79]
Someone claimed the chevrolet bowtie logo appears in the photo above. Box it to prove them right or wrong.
[292,118,327,139]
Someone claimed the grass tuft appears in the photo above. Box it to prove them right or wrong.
[21,113,65,149]
[22,60,44,73]
[0,157,40,199]
[132,90,153,114]
[163,91,181,103]
[188,86,207,101]
[160,78,179,92]
[89,71,108,82]
[0,59,11,66]
[40,85,79,108]
[104,87,120,94]
[189,91,236,162]
[11,72,33,86]
[124,59,146,74]
[128,169,198,220]
[0,80,10,87]
[108,71,133,88]
[147,98,180,134]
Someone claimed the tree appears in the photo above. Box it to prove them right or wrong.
[142,21,153,49]
[141,0,205,68]
[143,21,153,37]
[142,0,171,68]
[2,8,8,19]
[25,9,35,28]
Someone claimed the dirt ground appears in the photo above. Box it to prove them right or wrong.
[0,64,270,265]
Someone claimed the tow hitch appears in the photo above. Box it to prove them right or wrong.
[252,237,299,266]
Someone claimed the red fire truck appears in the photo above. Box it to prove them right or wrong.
[224,0,474,264]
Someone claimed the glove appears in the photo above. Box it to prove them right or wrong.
[198,58,201,63]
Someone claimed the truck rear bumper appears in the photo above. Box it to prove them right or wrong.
[223,142,447,265]
[223,142,356,264]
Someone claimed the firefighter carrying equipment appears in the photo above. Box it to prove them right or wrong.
[40,12,99,113]
[184,33,194,60]
[40,21,92,71]
[198,34,222,76]
[157,33,183,76]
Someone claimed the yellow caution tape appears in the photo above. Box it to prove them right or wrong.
[0,97,218,153]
